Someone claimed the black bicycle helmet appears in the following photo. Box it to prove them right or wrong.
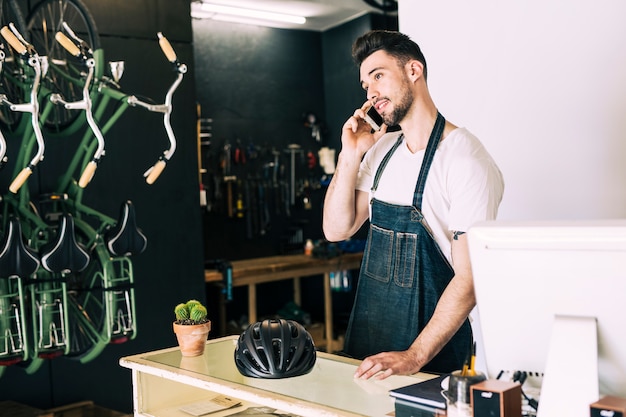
[234,318,316,378]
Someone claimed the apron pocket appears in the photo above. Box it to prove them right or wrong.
[363,224,393,283]
[393,231,417,288]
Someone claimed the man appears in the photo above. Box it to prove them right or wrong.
[322,30,504,380]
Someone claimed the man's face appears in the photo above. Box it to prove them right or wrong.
[360,50,414,127]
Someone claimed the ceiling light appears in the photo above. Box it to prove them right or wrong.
[199,3,306,25]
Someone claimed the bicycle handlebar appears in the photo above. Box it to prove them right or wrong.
[1,25,45,194]
[0,48,6,168]
[132,32,185,185]
[52,27,104,189]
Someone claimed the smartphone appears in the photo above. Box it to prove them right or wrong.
[364,105,384,131]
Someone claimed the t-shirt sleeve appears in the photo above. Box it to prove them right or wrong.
[447,151,504,233]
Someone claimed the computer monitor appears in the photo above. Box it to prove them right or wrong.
[468,219,626,417]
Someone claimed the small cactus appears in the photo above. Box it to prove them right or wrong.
[174,299,209,325]
[189,304,207,322]
[174,303,189,321]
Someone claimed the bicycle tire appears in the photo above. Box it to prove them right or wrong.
[26,0,101,134]
[0,0,30,135]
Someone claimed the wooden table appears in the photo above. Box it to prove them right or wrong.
[205,252,363,352]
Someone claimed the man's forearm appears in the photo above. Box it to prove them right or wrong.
[407,272,476,369]
[322,151,363,241]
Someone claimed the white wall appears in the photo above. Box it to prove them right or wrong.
[399,0,626,221]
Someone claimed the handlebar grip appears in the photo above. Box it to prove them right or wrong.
[78,161,97,188]
[9,167,32,193]
[157,32,177,63]
[55,31,81,57]
[145,160,166,185]
[1,26,27,55]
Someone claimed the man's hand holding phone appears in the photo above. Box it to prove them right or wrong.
[364,103,384,132]
[345,100,387,133]
[341,100,387,157]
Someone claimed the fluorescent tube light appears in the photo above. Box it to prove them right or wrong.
[200,3,306,25]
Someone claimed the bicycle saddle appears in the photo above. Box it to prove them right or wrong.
[105,200,147,256]
[0,217,40,278]
[40,213,90,274]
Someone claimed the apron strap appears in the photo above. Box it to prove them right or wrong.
[370,112,446,209]
[413,112,445,210]
[371,134,404,193]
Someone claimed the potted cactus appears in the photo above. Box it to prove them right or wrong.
[173,299,211,357]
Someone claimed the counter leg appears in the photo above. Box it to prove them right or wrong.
[218,289,226,336]
[248,284,257,324]
[323,272,333,353]
[293,277,301,305]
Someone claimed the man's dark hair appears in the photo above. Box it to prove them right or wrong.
[352,30,428,80]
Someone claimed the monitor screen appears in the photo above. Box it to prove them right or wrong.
[468,219,626,416]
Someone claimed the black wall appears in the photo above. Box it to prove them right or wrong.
[194,19,328,261]
[0,1,396,413]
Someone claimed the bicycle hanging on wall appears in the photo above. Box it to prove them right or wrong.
[0,0,187,378]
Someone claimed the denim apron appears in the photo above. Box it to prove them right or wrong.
[343,113,471,373]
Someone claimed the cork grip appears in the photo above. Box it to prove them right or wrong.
[9,167,32,193]
[55,31,81,56]
[0,26,26,54]
[145,160,166,185]
[157,32,177,63]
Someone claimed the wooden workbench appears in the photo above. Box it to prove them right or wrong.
[205,252,363,352]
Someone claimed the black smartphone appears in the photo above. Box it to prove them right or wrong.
[364,105,384,131]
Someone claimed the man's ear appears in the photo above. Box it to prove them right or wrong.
[406,60,424,82]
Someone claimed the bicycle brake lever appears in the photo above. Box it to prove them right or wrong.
[62,21,93,56]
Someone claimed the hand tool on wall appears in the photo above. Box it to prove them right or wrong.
[244,180,253,239]
[284,144,303,206]
[234,139,246,165]
[224,175,237,218]
[235,179,244,219]
[258,180,271,235]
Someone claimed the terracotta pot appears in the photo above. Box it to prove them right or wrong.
[173,321,211,357]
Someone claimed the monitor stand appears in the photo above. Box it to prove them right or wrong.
[537,314,599,417]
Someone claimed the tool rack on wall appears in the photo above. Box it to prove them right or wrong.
[197,109,330,257]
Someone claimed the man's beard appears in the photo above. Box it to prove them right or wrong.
[382,78,414,127]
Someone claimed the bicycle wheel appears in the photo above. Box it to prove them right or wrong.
[26,0,101,134]
[0,0,30,135]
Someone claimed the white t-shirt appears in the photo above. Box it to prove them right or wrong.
[355,128,504,262]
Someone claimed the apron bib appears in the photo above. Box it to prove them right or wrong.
[343,113,471,373]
